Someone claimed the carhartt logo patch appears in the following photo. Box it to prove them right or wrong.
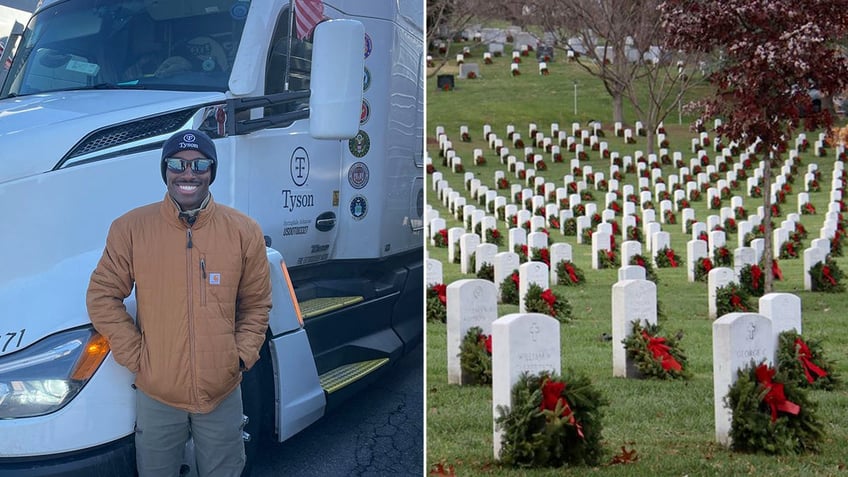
[209,273,221,285]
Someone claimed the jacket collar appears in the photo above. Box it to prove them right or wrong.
[160,192,216,229]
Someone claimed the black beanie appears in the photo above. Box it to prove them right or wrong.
[160,129,217,184]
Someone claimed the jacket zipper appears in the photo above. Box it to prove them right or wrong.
[186,226,199,405]
[200,256,207,306]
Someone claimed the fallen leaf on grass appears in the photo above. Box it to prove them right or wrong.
[609,445,638,465]
[429,462,456,476]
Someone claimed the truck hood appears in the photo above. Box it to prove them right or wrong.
[0,89,225,183]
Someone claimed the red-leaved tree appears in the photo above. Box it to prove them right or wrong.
[661,0,848,292]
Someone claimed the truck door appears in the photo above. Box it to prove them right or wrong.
[244,7,341,266]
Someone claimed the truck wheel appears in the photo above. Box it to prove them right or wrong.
[240,351,265,477]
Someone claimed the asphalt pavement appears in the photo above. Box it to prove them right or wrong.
[251,343,423,476]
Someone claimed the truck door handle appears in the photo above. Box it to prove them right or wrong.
[315,211,337,232]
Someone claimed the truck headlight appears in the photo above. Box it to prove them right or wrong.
[0,327,109,419]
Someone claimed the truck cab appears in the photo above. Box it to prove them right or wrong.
[0,0,424,475]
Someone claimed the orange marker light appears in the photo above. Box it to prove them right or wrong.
[71,332,110,381]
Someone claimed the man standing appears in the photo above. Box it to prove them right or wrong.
[87,129,272,477]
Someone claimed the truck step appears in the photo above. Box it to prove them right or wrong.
[299,296,364,319]
[318,358,389,394]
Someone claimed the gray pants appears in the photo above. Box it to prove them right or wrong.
[135,387,246,477]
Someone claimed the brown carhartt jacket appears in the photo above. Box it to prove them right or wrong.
[87,193,271,413]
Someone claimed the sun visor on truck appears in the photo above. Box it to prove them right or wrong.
[145,0,235,20]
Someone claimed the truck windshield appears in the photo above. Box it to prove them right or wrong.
[0,0,249,98]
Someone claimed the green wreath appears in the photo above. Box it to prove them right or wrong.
[738,264,765,297]
[626,226,643,243]
[486,227,504,246]
[713,246,732,267]
[459,326,492,385]
[621,321,691,380]
[555,260,585,286]
[629,254,658,283]
[776,330,839,390]
[477,262,494,282]
[524,283,572,322]
[597,249,619,269]
[654,246,680,269]
[427,283,447,323]
[563,218,577,236]
[809,257,845,292]
[715,282,754,317]
[500,270,520,305]
[434,229,448,248]
[726,362,823,454]
[694,257,713,282]
[495,371,607,467]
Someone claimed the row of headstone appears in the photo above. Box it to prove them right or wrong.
[430,123,840,294]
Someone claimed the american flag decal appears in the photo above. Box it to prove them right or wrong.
[294,0,324,40]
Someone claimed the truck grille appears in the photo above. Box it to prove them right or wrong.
[67,109,197,159]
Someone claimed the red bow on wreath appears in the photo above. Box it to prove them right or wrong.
[478,333,493,355]
[540,378,584,438]
[795,338,828,384]
[755,364,800,422]
[702,258,713,273]
[665,249,677,267]
[751,265,762,290]
[565,263,579,283]
[772,260,783,280]
[822,265,837,286]
[433,284,447,304]
[641,330,682,371]
[730,294,747,311]
[511,272,520,288]
[541,289,557,315]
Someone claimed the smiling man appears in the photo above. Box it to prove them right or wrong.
[86,129,272,477]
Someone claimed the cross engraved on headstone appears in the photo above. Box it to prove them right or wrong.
[529,321,540,342]
[747,322,756,340]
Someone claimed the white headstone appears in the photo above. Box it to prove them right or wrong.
[508,228,527,253]
[549,243,573,285]
[426,258,443,286]
[803,246,828,291]
[612,279,657,377]
[621,240,642,266]
[687,239,708,282]
[618,265,647,281]
[494,252,520,302]
[447,279,499,384]
[592,231,613,269]
[492,313,561,459]
[733,247,757,278]
[712,313,774,446]
[475,243,498,274]
[448,227,465,264]
[758,293,802,349]
[519,261,549,313]
[460,234,482,275]
[651,231,671,266]
[708,267,737,319]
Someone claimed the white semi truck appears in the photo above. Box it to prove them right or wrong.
[0,0,424,475]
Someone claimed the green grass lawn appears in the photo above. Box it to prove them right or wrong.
[425,42,848,476]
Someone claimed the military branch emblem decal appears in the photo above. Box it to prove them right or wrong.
[348,130,371,158]
[350,195,368,220]
[348,162,369,189]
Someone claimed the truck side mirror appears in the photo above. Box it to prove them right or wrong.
[309,19,364,140]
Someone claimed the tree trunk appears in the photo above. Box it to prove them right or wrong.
[762,150,775,293]
[612,93,624,125]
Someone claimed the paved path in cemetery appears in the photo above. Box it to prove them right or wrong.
[252,344,423,476]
